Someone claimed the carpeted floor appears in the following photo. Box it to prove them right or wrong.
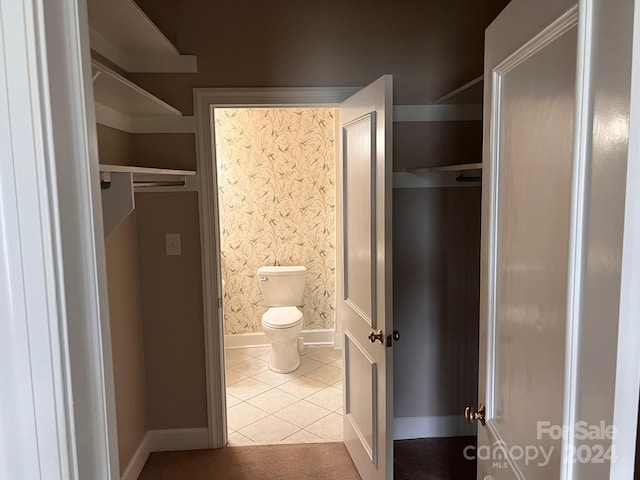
[394,436,477,480]
[138,443,361,480]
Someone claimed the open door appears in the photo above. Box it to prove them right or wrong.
[339,75,393,480]
[475,1,579,478]
[472,0,633,478]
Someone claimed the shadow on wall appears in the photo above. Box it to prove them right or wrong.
[214,107,337,335]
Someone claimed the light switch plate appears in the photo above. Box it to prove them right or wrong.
[165,233,181,256]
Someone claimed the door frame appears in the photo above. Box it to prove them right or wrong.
[193,87,359,447]
[1,0,117,478]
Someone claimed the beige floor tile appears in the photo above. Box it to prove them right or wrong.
[226,377,272,401]
[274,400,331,428]
[305,364,342,385]
[227,402,269,431]
[247,388,299,414]
[305,347,342,364]
[226,393,242,408]
[239,416,299,444]
[227,431,255,446]
[330,359,342,369]
[225,369,248,386]
[283,429,323,443]
[225,350,253,367]
[278,376,326,399]
[305,386,342,412]
[228,358,269,377]
[305,412,343,441]
[335,407,343,415]
[258,352,272,363]
[332,380,343,390]
[295,356,325,375]
[252,368,299,387]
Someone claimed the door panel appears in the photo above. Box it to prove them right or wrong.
[479,2,578,479]
[344,115,376,325]
[340,75,393,480]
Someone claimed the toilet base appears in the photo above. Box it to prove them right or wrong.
[268,338,300,373]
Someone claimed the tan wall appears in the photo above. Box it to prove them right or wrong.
[97,124,132,166]
[105,213,147,474]
[215,107,336,334]
[131,0,510,115]
[135,192,208,429]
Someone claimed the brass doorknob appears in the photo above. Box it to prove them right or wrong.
[465,404,486,427]
[368,329,384,344]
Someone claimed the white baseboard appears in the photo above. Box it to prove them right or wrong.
[224,329,336,349]
[121,428,209,480]
[121,434,151,480]
[393,415,476,440]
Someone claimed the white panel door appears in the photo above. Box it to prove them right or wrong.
[475,1,579,479]
[339,75,393,480]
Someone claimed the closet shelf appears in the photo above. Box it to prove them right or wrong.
[87,0,197,73]
[99,164,196,176]
[92,61,182,118]
[405,163,482,174]
[434,76,484,105]
[394,163,482,189]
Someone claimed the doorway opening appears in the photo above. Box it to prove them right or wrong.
[212,106,343,445]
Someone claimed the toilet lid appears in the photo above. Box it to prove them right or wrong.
[262,306,303,329]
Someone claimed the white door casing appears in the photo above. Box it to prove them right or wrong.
[479,0,639,479]
[339,75,393,480]
[0,0,118,478]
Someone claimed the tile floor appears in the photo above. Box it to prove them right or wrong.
[225,345,343,445]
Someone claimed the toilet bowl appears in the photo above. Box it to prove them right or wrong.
[261,306,303,373]
[257,265,307,373]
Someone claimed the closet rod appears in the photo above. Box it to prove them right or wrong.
[456,174,482,183]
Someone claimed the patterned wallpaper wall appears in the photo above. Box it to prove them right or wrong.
[214,108,336,334]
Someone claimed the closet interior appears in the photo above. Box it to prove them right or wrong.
[88,0,485,477]
[391,76,483,477]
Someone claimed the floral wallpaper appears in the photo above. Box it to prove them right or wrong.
[214,108,336,334]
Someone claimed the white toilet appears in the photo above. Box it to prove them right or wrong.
[257,265,306,373]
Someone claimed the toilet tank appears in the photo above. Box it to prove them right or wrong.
[257,266,307,306]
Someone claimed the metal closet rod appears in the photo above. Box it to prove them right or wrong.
[456,174,482,183]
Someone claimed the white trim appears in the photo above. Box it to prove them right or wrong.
[120,428,209,480]
[224,329,337,349]
[120,438,150,480]
[561,3,591,479]
[95,103,134,132]
[393,104,482,122]
[194,87,354,449]
[95,104,195,133]
[393,416,476,440]
[0,0,118,477]
[610,0,640,477]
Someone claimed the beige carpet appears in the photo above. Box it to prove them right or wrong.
[138,443,361,480]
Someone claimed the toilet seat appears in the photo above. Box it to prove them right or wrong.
[262,306,303,329]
